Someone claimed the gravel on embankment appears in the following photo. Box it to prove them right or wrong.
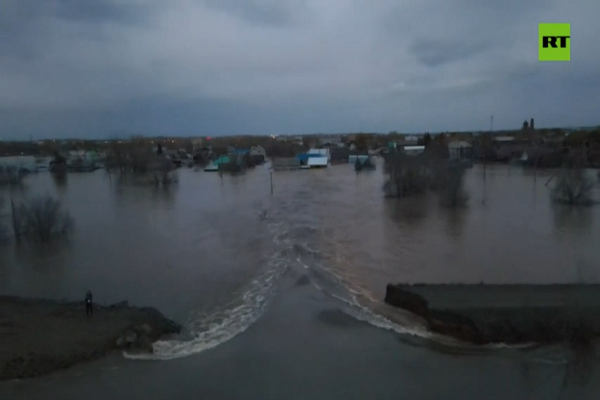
[0,296,181,381]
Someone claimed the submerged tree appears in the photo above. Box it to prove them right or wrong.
[437,164,469,207]
[383,150,429,198]
[355,133,369,152]
[383,145,471,208]
[150,155,177,186]
[552,167,595,206]
[423,133,432,147]
[12,195,74,242]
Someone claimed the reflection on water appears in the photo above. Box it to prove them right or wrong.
[1,164,600,396]
[52,172,67,191]
[442,207,467,239]
[12,239,71,270]
[553,205,594,235]
[0,166,599,300]
[384,196,430,224]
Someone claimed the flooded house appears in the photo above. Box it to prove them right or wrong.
[297,153,327,168]
[271,157,301,170]
[494,144,528,162]
[64,150,103,172]
[349,154,370,164]
[307,148,330,159]
[194,146,211,165]
[202,155,232,172]
[216,151,253,173]
[249,146,267,165]
[303,148,329,168]
[203,155,225,171]
[520,146,561,168]
[162,149,183,167]
[354,156,376,171]
[447,141,473,160]
[488,136,530,162]
[229,148,265,168]
[159,148,193,168]
[329,147,350,164]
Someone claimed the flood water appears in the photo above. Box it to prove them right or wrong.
[2,161,600,399]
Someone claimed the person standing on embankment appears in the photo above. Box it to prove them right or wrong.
[85,290,93,318]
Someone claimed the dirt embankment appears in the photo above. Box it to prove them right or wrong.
[0,296,181,381]
[385,283,600,346]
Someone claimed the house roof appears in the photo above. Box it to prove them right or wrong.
[297,153,322,160]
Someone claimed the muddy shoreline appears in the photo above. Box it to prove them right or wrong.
[0,296,181,381]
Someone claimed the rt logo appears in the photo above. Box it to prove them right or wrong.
[539,23,570,61]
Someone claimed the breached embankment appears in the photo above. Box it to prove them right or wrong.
[0,296,181,380]
[385,284,600,346]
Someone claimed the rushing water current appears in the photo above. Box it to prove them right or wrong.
[2,162,600,399]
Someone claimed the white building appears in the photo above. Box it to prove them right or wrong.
[403,145,425,156]
[305,148,329,168]
[307,148,330,160]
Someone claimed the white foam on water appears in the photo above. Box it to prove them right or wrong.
[124,216,550,362]
[336,293,433,339]
[296,256,309,269]
[297,254,433,340]
[299,252,557,355]
[291,237,549,354]
[125,260,286,360]
[125,224,291,361]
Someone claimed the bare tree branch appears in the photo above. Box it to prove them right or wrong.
[12,195,74,242]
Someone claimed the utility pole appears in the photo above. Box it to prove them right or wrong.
[491,115,494,132]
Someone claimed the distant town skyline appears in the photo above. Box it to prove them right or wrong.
[3,123,600,143]
[1,0,599,140]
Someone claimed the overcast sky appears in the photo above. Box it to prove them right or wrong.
[1,0,599,139]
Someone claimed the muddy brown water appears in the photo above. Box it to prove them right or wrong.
[1,161,600,399]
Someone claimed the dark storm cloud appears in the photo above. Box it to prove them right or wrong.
[409,39,489,67]
[0,0,598,139]
[1,0,150,62]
